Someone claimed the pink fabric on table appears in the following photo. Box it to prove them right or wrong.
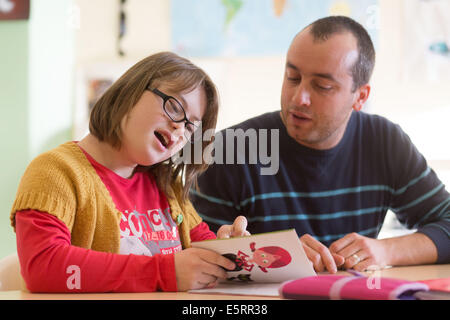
[279,275,430,300]
[419,278,450,292]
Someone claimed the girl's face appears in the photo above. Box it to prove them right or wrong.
[120,84,206,166]
[251,249,280,268]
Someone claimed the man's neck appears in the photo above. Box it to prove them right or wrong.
[279,110,353,151]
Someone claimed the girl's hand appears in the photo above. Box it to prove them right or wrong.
[216,216,251,239]
[174,248,236,291]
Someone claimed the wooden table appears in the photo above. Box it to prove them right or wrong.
[0,264,448,300]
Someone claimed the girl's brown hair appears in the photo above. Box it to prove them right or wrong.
[89,52,219,200]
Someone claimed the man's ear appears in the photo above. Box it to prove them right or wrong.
[352,84,371,112]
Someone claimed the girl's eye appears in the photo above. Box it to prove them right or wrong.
[261,253,266,258]
[167,98,183,115]
[263,259,269,264]
[185,123,195,133]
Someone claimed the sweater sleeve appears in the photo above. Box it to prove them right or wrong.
[387,123,450,264]
[189,222,217,242]
[15,210,177,293]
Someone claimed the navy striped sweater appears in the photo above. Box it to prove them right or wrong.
[191,111,450,263]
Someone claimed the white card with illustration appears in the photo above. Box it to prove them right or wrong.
[190,229,316,295]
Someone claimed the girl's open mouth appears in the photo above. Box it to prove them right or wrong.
[154,131,171,149]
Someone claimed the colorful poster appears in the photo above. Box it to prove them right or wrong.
[171,0,379,57]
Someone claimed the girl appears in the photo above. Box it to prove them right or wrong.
[10,52,247,293]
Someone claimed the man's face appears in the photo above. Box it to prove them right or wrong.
[280,29,368,150]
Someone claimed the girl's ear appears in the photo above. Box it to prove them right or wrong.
[352,84,371,112]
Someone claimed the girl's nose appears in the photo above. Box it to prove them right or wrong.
[171,120,184,130]
[171,121,186,141]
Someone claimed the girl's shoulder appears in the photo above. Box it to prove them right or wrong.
[14,141,101,210]
[32,141,87,163]
[11,141,107,232]
[26,141,96,178]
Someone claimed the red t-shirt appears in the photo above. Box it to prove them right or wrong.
[14,144,216,293]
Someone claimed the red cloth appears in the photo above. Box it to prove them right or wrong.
[82,145,184,256]
[16,211,215,293]
[14,144,216,293]
[16,210,176,292]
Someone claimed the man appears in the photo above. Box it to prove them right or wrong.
[190,16,450,273]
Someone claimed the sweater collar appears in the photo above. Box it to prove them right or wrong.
[276,111,356,157]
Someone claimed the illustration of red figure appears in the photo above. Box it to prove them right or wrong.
[224,242,292,274]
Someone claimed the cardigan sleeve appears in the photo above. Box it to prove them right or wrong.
[15,210,177,293]
[10,149,80,232]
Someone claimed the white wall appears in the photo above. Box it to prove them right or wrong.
[373,0,450,159]
[191,56,285,131]
[73,0,285,136]
[29,0,75,158]
[0,0,76,259]
[75,0,170,65]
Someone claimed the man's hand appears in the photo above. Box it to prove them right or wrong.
[329,233,389,271]
[174,248,236,291]
[329,232,438,271]
[217,216,251,239]
[300,234,345,273]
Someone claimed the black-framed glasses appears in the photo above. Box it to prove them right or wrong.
[148,87,202,142]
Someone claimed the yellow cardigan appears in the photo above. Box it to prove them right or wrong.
[10,142,204,252]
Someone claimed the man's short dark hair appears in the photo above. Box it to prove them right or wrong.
[306,16,376,91]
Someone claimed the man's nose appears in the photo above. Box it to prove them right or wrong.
[292,84,311,107]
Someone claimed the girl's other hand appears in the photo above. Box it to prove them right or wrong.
[216,216,251,239]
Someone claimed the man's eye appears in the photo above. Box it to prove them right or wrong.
[286,71,300,81]
[287,75,301,82]
[315,84,332,91]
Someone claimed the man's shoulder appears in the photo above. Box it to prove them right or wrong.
[354,111,414,155]
[356,110,394,125]
[225,110,281,131]
[355,111,401,135]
